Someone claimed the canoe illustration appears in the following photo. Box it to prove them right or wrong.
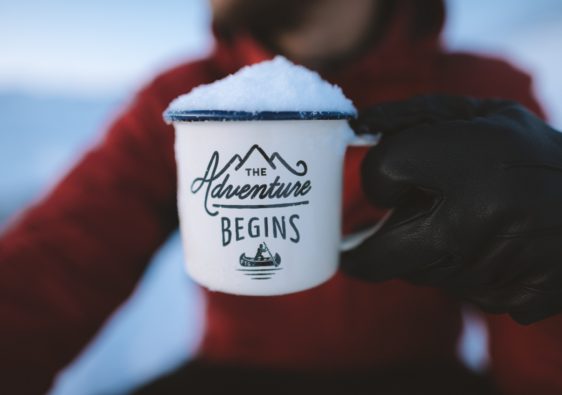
[239,242,281,267]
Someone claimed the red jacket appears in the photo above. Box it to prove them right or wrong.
[1,1,561,393]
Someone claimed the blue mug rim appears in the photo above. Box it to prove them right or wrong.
[163,110,356,122]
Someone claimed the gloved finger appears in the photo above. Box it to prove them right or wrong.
[341,204,447,282]
[401,255,460,287]
[463,288,527,316]
[461,283,561,325]
[351,95,481,135]
[485,100,561,148]
[509,282,562,324]
[360,136,443,208]
[510,298,562,325]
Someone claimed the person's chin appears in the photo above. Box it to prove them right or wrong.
[211,0,312,38]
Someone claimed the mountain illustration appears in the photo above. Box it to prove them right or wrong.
[220,144,307,176]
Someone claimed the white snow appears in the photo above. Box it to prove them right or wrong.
[165,56,356,116]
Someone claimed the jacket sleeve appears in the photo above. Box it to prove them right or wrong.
[487,315,562,395]
[0,80,179,393]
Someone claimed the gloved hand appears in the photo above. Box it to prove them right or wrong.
[342,95,562,324]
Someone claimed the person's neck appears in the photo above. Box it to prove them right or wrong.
[273,0,381,69]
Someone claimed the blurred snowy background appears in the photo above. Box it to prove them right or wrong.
[0,0,561,394]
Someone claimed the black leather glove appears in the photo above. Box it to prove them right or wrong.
[342,95,562,324]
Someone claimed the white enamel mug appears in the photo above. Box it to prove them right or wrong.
[164,110,384,296]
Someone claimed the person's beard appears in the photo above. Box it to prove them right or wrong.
[211,0,318,41]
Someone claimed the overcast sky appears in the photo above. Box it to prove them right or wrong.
[0,0,212,96]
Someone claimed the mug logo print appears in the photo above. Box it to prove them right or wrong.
[191,144,311,280]
[238,241,282,280]
[190,144,311,216]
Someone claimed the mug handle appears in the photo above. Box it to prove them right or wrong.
[340,132,393,252]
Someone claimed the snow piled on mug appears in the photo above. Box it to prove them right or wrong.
[166,56,357,115]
